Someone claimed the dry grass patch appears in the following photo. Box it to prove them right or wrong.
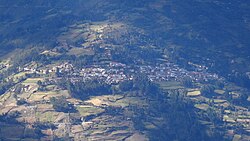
[214,99,227,103]
[187,90,201,96]
[194,104,209,111]
[23,78,43,84]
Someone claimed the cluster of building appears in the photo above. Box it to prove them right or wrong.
[20,62,74,75]
[19,60,220,85]
[139,63,219,82]
[79,64,130,84]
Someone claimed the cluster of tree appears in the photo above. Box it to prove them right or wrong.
[57,78,111,100]
[133,73,161,98]
[0,79,14,95]
[118,73,162,99]
[201,84,216,98]
[71,55,99,69]
[127,82,226,141]
[50,96,76,113]
[229,72,250,89]
[0,67,27,96]
[111,46,161,64]
[0,112,43,140]
[11,48,42,68]
[214,80,225,89]
[16,98,27,105]
[118,80,133,92]
[180,77,193,88]
[0,111,20,124]
[37,80,47,91]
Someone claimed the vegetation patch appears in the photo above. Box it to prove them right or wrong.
[76,105,105,117]
[214,90,226,95]
[158,81,183,90]
[67,48,94,56]
[0,124,24,139]
[35,111,59,122]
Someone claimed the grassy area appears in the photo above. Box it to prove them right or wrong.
[34,91,59,95]
[35,111,59,122]
[76,105,105,117]
[87,95,147,108]
[23,78,43,84]
[0,92,11,102]
[158,81,184,90]
[29,91,59,101]
[114,97,147,108]
[67,48,94,56]
[45,85,56,91]
[41,50,60,56]
[144,122,157,130]
[13,72,27,78]
[29,94,45,101]
[29,90,69,101]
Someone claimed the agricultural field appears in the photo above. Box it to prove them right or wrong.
[67,47,94,56]
[23,78,44,84]
[158,81,184,90]
[187,90,201,96]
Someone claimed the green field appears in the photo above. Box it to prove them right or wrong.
[158,81,184,90]
[35,111,59,122]
[77,105,105,117]
[67,47,94,56]
[23,78,43,84]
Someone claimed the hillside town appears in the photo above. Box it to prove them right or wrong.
[19,60,220,85]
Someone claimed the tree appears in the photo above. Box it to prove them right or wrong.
[133,73,150,93]
[14,84,24,94]
[119,80,133,92]
[0,79,14,95]
[133,73,161,98]
[201,85,215,97]
[50,96,76,113]
[180,77,193,88]
[16,98,27,105]
[214,81,224,89]
[63,79,111,100]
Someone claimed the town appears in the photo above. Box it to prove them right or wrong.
[19,59,220,85]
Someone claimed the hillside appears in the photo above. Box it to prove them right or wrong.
[1,0,250,141]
